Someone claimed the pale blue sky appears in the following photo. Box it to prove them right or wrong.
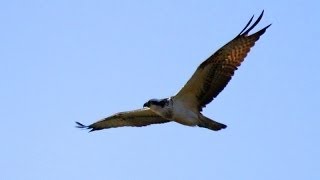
[1,0,319,179]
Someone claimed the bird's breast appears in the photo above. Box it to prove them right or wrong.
[172,100,199,126]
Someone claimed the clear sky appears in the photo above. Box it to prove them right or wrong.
[1,0,319,179]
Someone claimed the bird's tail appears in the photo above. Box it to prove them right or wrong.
[198,115,227,131]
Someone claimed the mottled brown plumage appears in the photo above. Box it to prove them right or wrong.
[175,11,271,111]
[76,108,170,131]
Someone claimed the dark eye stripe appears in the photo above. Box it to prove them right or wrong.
[151,98,169,108]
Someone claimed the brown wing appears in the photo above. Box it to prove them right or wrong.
[175,11,271,111]
[76,108,171,132]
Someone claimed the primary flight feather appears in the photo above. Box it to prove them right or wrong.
[76,11,271,132]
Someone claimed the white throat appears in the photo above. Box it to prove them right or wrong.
[149,99,173,119]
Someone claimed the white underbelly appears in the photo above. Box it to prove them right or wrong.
[172,103,199,126]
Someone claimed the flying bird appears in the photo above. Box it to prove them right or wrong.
[76,11,271,132]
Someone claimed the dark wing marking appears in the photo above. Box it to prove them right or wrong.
[76,108,171,132]
[175,11,271,111]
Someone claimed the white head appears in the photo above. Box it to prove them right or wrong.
[143,98,169,109]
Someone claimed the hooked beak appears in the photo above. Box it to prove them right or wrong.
[143,102,150,108]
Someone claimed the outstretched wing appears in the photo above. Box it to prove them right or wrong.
[76,108,171,132]
[175,11,271,111]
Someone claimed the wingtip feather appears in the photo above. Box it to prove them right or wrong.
[75,121,98,132]
[75,121,87,128]
[238,10,268,37]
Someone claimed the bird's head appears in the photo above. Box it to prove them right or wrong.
[143,98,169,108]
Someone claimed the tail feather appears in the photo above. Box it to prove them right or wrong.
[198,116,227,131]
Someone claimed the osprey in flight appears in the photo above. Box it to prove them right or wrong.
[76,11,271,132]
